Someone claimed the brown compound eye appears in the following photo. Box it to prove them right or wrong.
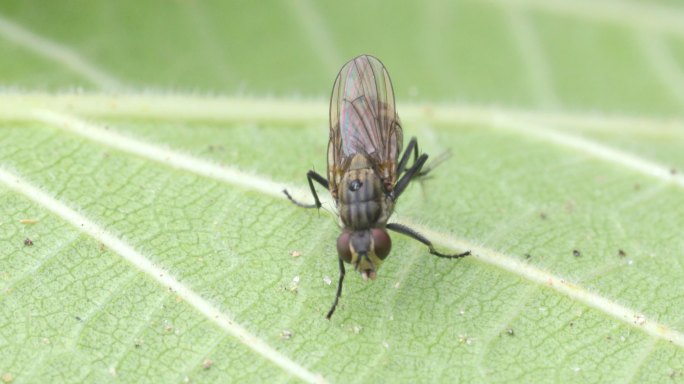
[371,228,392,260]
[336,231,352,263]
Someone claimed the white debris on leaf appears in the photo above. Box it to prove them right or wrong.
[458,334,474,345]
[635,314,646,326]
[289,276,300,293]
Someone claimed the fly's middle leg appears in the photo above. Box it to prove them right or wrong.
[283,170,329,209]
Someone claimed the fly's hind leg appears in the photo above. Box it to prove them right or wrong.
[386,223,471,258]
[396,137,420,177]
[283,170,329,209]
[417,149,452,178]
[391,153,429,201]
[397,137,451,179]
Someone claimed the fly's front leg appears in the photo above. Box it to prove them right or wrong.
[283,170,329,209]
[386,223,470,259]
[326,257,346,319]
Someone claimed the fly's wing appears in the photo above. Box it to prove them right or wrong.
[327,55,403,195]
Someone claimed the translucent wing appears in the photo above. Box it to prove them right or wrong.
[327,55,403,196]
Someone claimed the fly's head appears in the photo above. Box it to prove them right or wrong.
[337,228,391,280]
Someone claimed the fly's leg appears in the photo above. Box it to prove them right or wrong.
[386,223,471,259]
[396,137,420,177]
[326,257,346,319]
[397,137,452,179]
[417,149,452,178]
[283,170,329,209]
[390,153,429,201]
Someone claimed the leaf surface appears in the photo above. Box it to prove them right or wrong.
[1,1,684,383]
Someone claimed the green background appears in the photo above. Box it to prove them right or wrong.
[1,1,684,383]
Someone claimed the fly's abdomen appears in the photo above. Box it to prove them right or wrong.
[338,169,385,229]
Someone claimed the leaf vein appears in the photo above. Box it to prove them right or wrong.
[0,167,326,384]
[27,108,684,351]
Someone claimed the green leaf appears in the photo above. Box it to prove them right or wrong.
[2,2,684,383]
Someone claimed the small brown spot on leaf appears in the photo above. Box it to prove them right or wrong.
[565,200,576,213]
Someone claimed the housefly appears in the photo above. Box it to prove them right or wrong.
[284,55,470,319]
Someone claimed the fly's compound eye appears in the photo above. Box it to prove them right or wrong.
[336,231,353,263]
[371,228,392,260]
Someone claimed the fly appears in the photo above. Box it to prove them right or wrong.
[284,55,470,319]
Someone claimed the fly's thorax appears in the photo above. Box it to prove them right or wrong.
[338,166,388,230]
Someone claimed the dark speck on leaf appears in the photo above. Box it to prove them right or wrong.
[671,168,677,175]
[573,250,581,257]
[524,253,532,259]
[539,212,547,220]
[618,249,626,258]
[23,238,33,246]
[75,316,82,321]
